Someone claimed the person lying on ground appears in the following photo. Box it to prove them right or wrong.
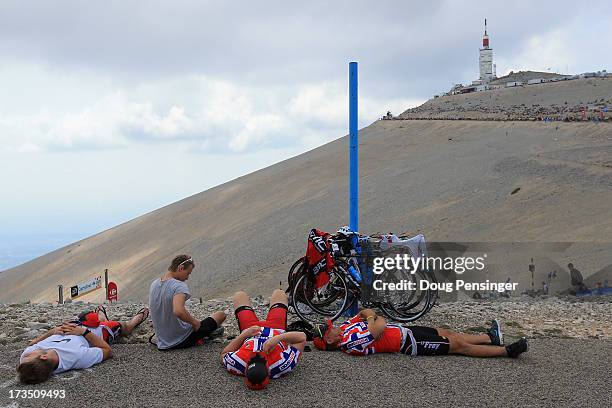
[221,289,306,390]
[149,254,226,350]
[17,306,149,384]
[312,308,528,358]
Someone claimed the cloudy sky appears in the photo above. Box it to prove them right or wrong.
[0,1,610,270]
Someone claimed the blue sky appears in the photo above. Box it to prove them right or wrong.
[1,1,611,270]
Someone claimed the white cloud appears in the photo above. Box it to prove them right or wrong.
[496,29,573,75]
[0,70,283,152]
[487,12,612,77]
[128,104,194,139]
[288,83,346,126]
[0,63,423,155]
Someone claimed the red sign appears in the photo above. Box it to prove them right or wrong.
[107,281,118,302]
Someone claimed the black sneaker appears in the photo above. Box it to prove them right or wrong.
[488,319,504,346]
[204,327,225,340]
[505,337,528,358]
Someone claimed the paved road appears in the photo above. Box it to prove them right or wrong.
[1,339,611,408]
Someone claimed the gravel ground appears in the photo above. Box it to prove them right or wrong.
[2,296,611,347]
[1,339,610,408]
[0,297,611,407]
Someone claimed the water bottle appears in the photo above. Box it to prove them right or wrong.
[348,264,362,284]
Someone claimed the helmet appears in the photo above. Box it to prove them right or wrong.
[336,226,353,236]
[77,311,100,328]
[311,320,334,351]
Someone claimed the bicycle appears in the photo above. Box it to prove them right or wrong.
[287,230,439,324]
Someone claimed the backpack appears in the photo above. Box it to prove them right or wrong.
[286,320,316,341]
[73,309,118,344]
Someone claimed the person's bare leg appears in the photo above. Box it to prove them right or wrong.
[120,308,149,336]
[233,291,252,309]
[449,338,507,357]
[269,289,288,306]
[437,328,491,345]
[210,311,226,326]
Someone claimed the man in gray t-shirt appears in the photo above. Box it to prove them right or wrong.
[149,255,226,350]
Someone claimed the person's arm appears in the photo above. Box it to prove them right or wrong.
[359,309,376,321]
[262,331,307,354]
[220,326,261,362]
[60,323,112,361]
[366,315,387,340]
[172,293,201,331]
[345,309,374,325]
[28,326,63,346]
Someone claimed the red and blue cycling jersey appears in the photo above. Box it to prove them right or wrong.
[339,316,407,355]
[222,327,301,379]
[338,316,375,355]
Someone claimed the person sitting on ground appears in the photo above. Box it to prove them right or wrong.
[149,254,226,350]
[18,306,149,384]
[221,290,306,390]
[568,263,588,293]
[312,308,528,359]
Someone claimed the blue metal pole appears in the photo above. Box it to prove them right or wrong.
[349,61,358,232]
[346,61,359,317]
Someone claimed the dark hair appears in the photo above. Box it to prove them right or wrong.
[17,359,55,384]
[169,255,194,272]
[245,353,269,388]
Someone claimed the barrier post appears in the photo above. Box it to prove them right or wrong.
[58,285,63,305]
[104,269,109,301]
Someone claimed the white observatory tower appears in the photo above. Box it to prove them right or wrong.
[479,19,494,82]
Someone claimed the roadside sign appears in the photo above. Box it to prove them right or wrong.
[70,275,102,299]
[107,281,118,302]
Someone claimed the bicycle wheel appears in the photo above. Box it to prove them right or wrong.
[289,269,318,322]
[294,270,350,322]
[381,295,431,322]
[288,258,348,309]
[287,256,306,291]
[379,269,432,322]
[423,269,439,312]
